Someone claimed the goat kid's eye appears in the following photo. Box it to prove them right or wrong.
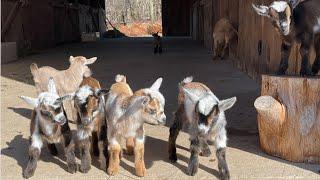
[149,109,157,115]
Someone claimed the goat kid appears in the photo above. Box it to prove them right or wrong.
[213,18,238,60]
[168,77,236,180]
[30,56,98,122]
[20,77,73,179]
[105,75,166,177]
[152,32,163,54]
[65,76,109,173]
[252,0,320,76]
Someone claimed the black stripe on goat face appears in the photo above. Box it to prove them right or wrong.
[39,103,66,125]
[196,102,219,127]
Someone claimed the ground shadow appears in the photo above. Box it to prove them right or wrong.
[1,135,70,177]
[8,107,32,120]
[120,135,219,179]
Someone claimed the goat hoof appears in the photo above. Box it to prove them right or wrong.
[23,167,35,179]
[107,166,119,176]
[67,162,78,174]
[220,173,230,180]
[80,164,91,173]
[135,167,146,177]
[187,163,198,176]
[169,153,178,163]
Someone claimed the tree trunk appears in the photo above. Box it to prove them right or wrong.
[254,75,320,163]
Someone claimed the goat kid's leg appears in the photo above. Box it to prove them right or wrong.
[187,137,200,176]
[312,36,320,75]
[48,143,58,156]
[215,127,230,180]
[125,136,135,155]
[168,111,182,163]
[23,146,41,179]
[159,44,163,54]
[98,125,108,171]
[277,43,291,75]
[154,45,158,54]
[199,138,211,157]
[134,136,146,177]
[107,139,121,176]
[80,139,92,173]
[300,34,313,76]
[65,139,77,173]
[92,131,99,156]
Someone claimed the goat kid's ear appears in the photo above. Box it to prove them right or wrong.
[95,89,109,97]
[150,77,163,91]
[47,77,57,94]
[69,56,75,64]
[182,88,199,102]
[85,57,97,65]
[218,97,237,112]
[56,93,75,103]
[20,96,39,107]
[252,4,270,17]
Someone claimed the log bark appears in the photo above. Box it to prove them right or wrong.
[254,75,320,163]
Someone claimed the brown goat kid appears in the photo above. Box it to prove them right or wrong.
[212,18,238,60]
[105,75,166,177]
[20,78,73,179]
[152,32,162,54]
[30,56,97,122]
[65,76,109,173]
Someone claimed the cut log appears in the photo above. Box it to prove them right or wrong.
[254,75,320,163]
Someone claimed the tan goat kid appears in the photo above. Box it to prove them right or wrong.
[30,56,97,122]
[105,75,166,177]
[65,76,109,173]
[213,18,238,60]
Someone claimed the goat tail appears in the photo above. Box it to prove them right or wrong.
[30,63,39,76]
[115,74,126,83]
[179,76,193,87]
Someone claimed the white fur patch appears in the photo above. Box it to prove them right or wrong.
[31,115,43,150]
[198,95,218,116]
[198,124,210,134]
[76,85,93,104]
[110,138,120,146]
[313,17,320,33]
[270,1,289,12]
[182,76,193,84]
[54,112,64,123]
[77,129,90,140]
[38,92,60,106]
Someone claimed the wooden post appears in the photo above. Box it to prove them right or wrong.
[254,75,320,163]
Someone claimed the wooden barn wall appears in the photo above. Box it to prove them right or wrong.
[2,0,103,56]
[192,0,316,81]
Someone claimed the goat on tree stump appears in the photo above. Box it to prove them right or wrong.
[254,75,320,163]
[252,0,320,76]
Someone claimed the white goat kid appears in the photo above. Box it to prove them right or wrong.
[168,77,236,180]
[20,78,73,179]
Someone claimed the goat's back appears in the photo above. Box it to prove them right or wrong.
[178,82,212,106]
[213,18,237,39]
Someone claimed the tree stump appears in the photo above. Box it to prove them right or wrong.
[254,75,320,163]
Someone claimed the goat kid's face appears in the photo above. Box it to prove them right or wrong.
[252,1,293,36]
[183,88,237,134]
[75,86,108,125]
[20,78,72,125]
[140,78,166,125]
[69,56,97,75]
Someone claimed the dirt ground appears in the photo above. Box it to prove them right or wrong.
[1,37,319,179]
